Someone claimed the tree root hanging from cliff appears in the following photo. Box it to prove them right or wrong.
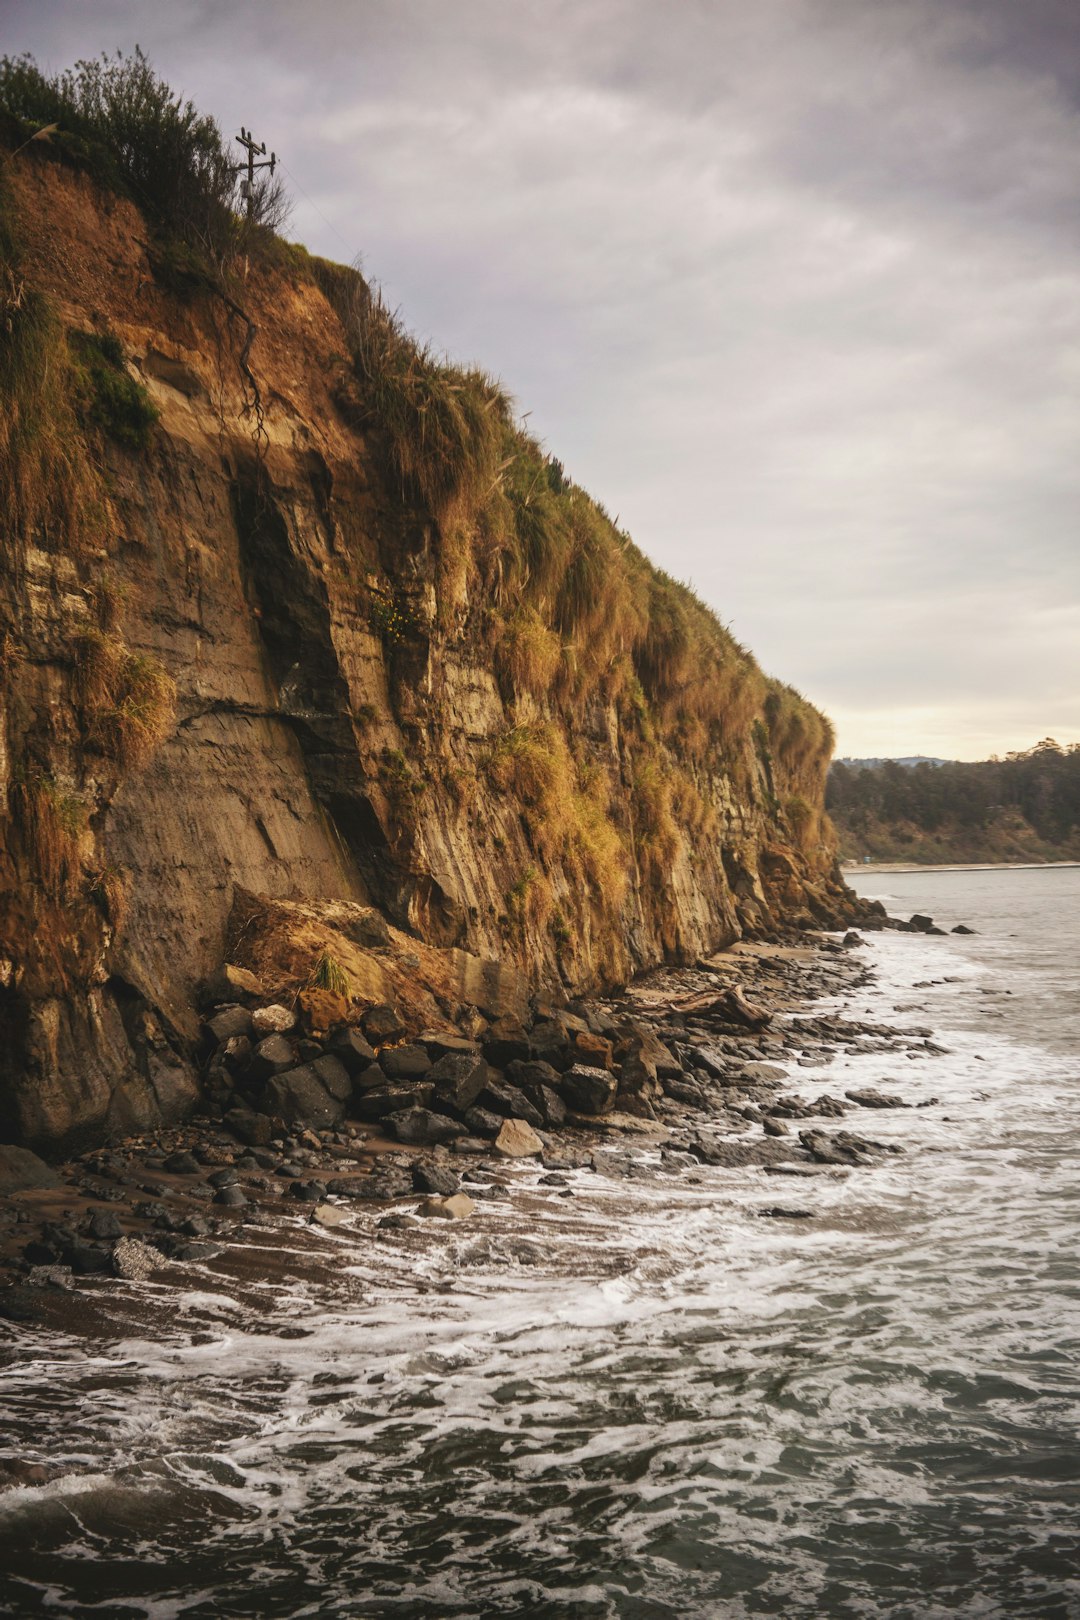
[217,286,266,456]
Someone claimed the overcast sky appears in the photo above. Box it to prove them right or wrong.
[5,0,1078,759]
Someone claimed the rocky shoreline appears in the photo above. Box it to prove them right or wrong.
[0,917,958,1367]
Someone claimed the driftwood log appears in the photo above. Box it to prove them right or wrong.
[668,984,772,1030]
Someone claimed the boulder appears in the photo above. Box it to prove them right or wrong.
[163,1149,201,1174]
[251,1004,296,1037]
[311,1053,352,1102]
[311,1204,349,1228]
[362,1004,406,1045]
[353,1061,390,1091]
[845,1088,910,1109]
[87,1210,123,1241]
[380,1043,433,1081]
[112,1237,161,1280]
[356,1083,435,1121]
[204,1005,252,1044]
[417,1193,475,1220]
[571,1029,614,1069]
[481,1079,544,1129]
[429,1052,492,1113]
[385,1108,467,1147]
[213,1184,248,1207]
[614,1025,679,1079]
[910,914,935,933]
[462,1106,504,1138]
[223,1107,273,1147]
[69,1242,112,1275]
[686,1045,726,1080]
[559,1063,618,1115]
[482,1016,532,1068]
[0,1145,62,1193]
[249,1033,298,1081]
[412,1161,461,1196]
[506,1058,560,1091]
[527,1019,573,1071]
[419,1032,481,1062]
[615,1055,661,1116]
[330,1028,378,1073]
[262,1065,346,1129]
[952,924,976,935]
[297,987,349,1037]
[495,1119,543,1158]
[527,1083,567,1129]
[201,964,263,1006]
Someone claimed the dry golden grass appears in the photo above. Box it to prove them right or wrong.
[73,630,176,768]
[9,773,86,902]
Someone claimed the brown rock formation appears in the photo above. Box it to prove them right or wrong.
[0,148,861,1150]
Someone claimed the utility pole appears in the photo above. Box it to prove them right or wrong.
[233,127,277,221]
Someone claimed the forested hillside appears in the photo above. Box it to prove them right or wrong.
[827,740,1080,863]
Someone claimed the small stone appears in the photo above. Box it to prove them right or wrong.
[27,1265,74,1290]
[311,1204,349,1228]
[288,1180,327,1202]
[87,1210,123,1240]
[495,1119,543,1158]
[417,1193,476,1220]
[377,1213,419,1231]
[213,1185,248,1207]
[251,1004,296,1036]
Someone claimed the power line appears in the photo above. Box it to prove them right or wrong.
[279,158,362,266]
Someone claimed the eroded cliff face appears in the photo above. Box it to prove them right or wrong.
[0,155,858,1150]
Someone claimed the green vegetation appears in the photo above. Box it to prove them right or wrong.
[828,740,1080,863]
[307,950,350,997]
[70,329,158,450]
[0,49,287,259]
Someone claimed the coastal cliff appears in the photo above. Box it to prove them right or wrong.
[0,141,858,1151]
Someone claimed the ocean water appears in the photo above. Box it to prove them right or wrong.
[1,867,1078,1619]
